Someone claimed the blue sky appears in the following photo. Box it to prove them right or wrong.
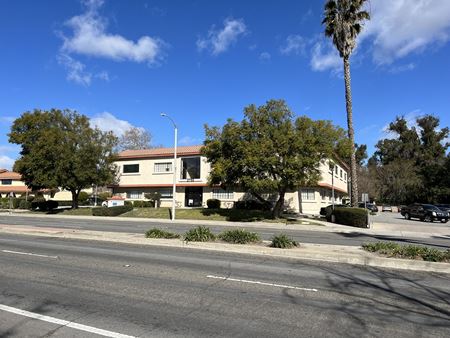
[1,0,450,169]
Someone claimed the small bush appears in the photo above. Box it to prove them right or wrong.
[184,226,216,242]
[145,228,180,239]
[234,200,271,211]
[333,208,368,228]
[18,199,32,210]
[92,204,133,216]
[31,197,58,211]
[362,242,450,262]
[219,229,260,244]
[124,200,133,207]
[78,191,90,204]
[207,198,221,209]
[47,200,59,210]
[270,234,299,249]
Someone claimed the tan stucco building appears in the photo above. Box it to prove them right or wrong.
[111,145,349,215]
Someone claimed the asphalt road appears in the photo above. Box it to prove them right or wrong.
[0,215,449,249]
[373,211,450,227]
[0,234,449,337]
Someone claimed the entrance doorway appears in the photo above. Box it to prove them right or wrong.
[185,187,203,207]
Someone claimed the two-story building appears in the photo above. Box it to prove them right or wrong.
[111,145,349,215]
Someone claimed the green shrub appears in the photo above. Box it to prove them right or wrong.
[92,204,133,216]
[145,228,180,239]
[333,208,368,228]
[235,200,271,211]
[124,200,133,207]
[270,234,299,249]
[31,197,49,211]
[207,198,221,209]
[184,226,216,242]
[219,229,260,244]
[362,242,450,262]
[18,199,32,210]
[78,191,90,204]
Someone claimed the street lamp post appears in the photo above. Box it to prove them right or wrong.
[161,113,177,221]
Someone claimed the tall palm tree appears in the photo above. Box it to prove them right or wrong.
[322,0,370,207]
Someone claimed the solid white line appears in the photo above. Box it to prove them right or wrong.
[0,304,136,338]
[1,249,58,259]
[206,275,318,292]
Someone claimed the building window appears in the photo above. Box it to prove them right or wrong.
[340,169,343,178]
[320,190,326,200]
[160,189,173,199]
[1,179,12,185]
[154,162,172,173]
[212,188,234,200]
[123,164,139,173]
[301,189,315,201]
[126,191,141,199]
[344,173,347,181]
[335,166,338,175]
[181,157,201,180]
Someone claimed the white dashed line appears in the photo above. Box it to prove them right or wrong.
[1,249,58,259]
[206,275,318,292]
[0,304,136,338]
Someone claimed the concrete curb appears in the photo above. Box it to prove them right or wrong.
[1,224,449,274]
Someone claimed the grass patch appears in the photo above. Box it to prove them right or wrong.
[145,228,181,239]
[122,207,290,223]
[184,226,216,242]
[219,229,260,244]
[270,234,299,249]
[362,242,450,262]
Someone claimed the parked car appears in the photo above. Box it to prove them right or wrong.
[401,203,449,223]
[382,205,392,212]
[358,202,379,212]
[435,204,450,213]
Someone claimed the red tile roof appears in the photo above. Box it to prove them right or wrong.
[0,186,29,193]
[0,169,7,174]
[117,145,203,160]
[108,195,125,200]
[0,171,22,180]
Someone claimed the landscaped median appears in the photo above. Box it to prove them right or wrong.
[0,223,449,274]
[362,242,450,263]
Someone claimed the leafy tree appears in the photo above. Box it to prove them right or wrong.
[323,0,370,206]
[371,114,449,204]
[202,100,350,218]
[119,127,152,151]
[9,109,118,208]
[355,143,367,166]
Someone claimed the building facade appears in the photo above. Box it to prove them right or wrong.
[111,146,349,215]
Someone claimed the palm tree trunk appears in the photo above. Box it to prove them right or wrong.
[343,56,359,207]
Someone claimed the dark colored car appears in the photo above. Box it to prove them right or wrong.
[358,202,379,212]
[435,204,450,213]
[401,203,449,223]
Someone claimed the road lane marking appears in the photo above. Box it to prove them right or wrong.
[0,304,136,338]
[206,275,318,292]
[1,249,58,259]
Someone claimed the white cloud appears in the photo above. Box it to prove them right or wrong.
[310,39,341,73]
[259,52,271,63]
[90,112,143,137]
[388,63,416,74]
[57,54,92,86]
[0,155,15,170]
[178,136,202,146]
[61,0,166,65]
[380,109,422,139]
[280,35,306,55]
[197,18,247,55]
[362,0,450,64]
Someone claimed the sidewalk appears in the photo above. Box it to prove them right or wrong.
[2,211,450,240]
[0,223,449,274]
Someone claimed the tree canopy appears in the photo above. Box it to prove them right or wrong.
[9,109,118,208]
[370,114,449,204]
[118,127,152,151]
[202,99,350,218]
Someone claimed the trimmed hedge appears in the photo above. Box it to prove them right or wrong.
[234,200,271,211]
[31,199,59,211]
[92,205,133,216]
[333,207,368,228]
[206,198,221,209]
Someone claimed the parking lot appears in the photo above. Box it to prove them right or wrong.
[371,209,449,227]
